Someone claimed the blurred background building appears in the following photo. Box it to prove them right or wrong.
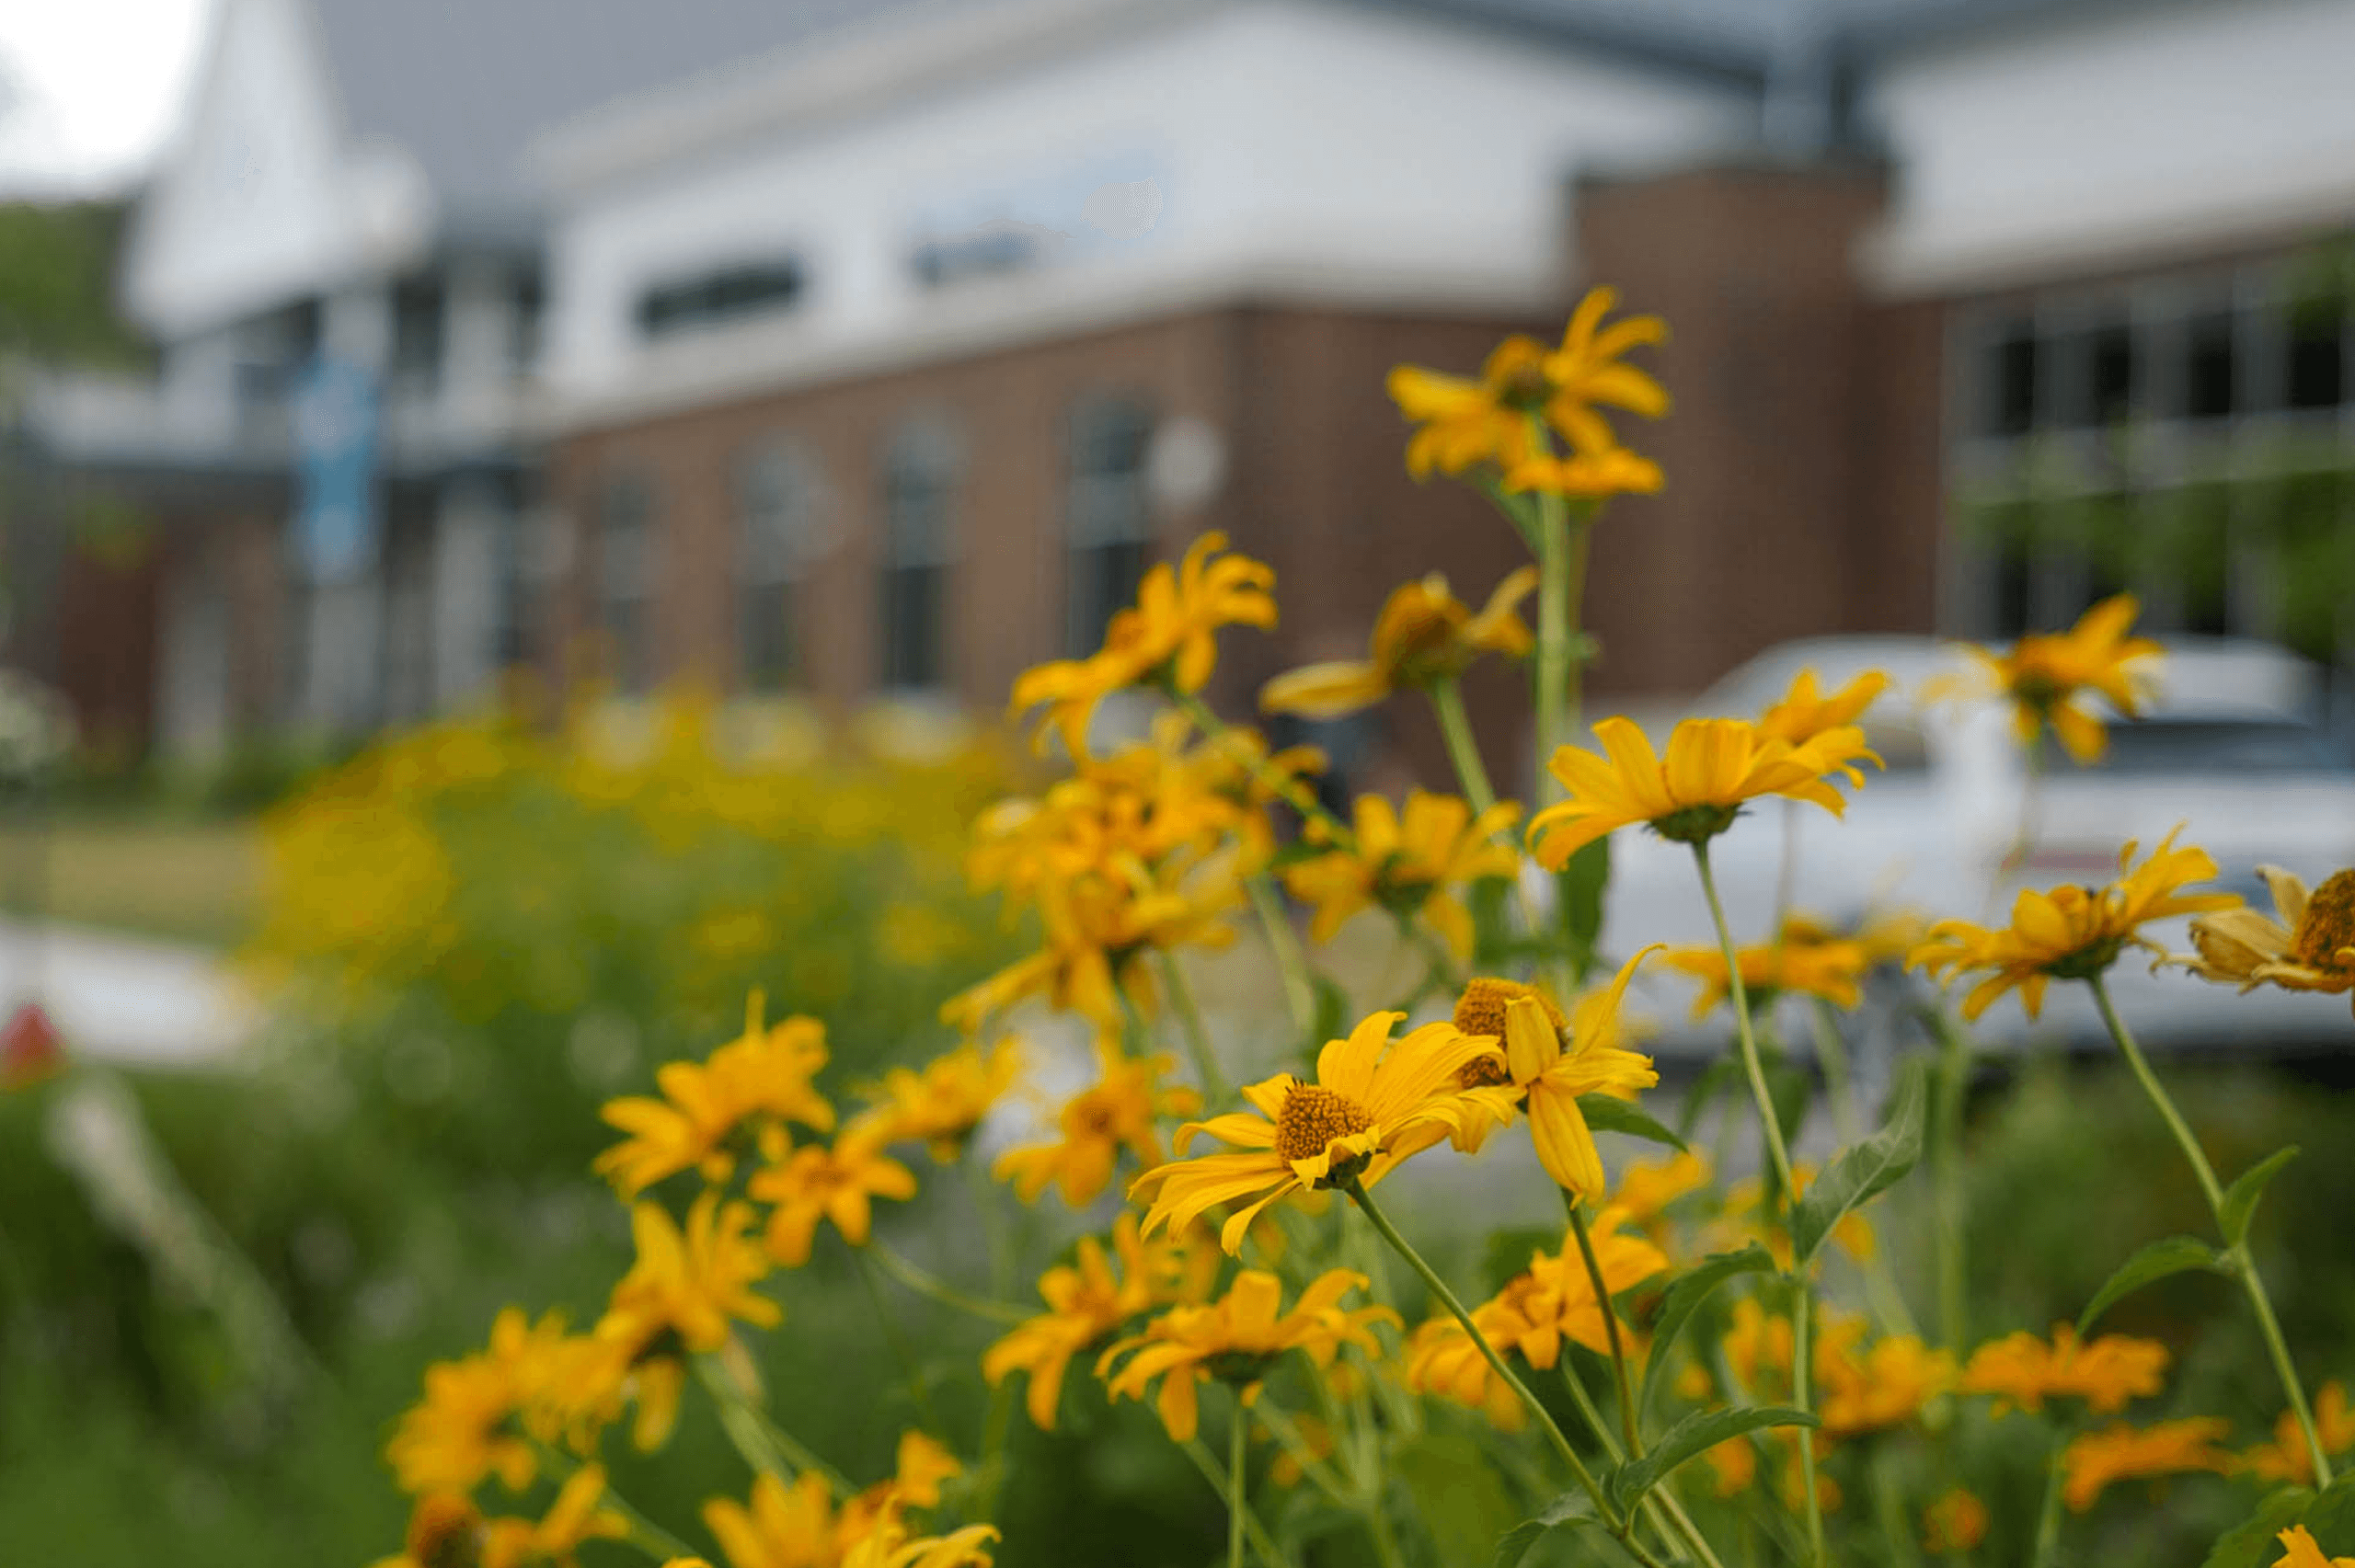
[8,0,2355,784]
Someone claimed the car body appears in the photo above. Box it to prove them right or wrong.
[1590,635,2355,1059]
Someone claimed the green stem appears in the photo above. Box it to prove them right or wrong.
[1429,677,1499,812]
[867,1240,1029,1325]
[2087,974,2331,1484]
[854,1249,942,1433]
[1229,1395,1249,1568]
[1565,1195,1642,1455]
[1246,873,1316,1041]
[1870,1448,1926,1568]
[2028,1420,2073,1568]
[1183,1436,1293,1568]
[1253,1402,1354,1505]
[974,1374,1016,1522]
[1157,950,1233,1104]
[1690,841,1822,1566]
[1343,1179,1653,1562]
[1918,1003,1975,1355]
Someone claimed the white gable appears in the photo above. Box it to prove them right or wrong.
[123,0,431,338]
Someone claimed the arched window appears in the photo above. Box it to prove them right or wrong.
[878,416,959,691]
[737,441,824,690]
[1064,396,1155,655]
[595,466,657,691]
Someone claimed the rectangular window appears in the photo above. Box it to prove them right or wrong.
[1065,398,1156,655]
[1986,321,2037,436]
[391,273,445,396]
[879,421,958,691]
[738,444,821,691]
[597,471,656,692]
[2289,300,2345,411]
[2185,310,2235,418]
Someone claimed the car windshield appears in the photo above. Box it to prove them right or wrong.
[2085,718,2350,773]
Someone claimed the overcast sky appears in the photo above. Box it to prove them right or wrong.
[0,0,213,198]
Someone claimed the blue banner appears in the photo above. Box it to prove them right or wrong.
[290,356,380,583]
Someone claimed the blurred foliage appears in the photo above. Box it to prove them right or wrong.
[0,200,144,368]
[239,692,1030,1177]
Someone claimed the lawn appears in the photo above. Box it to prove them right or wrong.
[0,813,262,948]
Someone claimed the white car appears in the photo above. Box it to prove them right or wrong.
[1591,635,2355,1058]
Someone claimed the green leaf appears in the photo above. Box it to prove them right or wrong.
[1577,1093,1689,1153]
[1608,1405,1818,1513]
[2201,1487,2316,1568]
[2077,1235,2229,1333]
[1637,1243,1778,1417]
[2220,1146,2300,1247]
[1491,1492,1600,1568]
[1788,1061,1927,1266]
[1557,836,1610,982]
[2301,1470,2355,1550]
[1397,1431,1521,1568]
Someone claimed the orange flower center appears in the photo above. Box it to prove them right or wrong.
[2292,870,2355,971]
[1452,976,1561,1039]
[1273,1082,1373,1165]
[407,1494,484,1568]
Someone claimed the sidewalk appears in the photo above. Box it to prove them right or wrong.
[0,919,256,1067]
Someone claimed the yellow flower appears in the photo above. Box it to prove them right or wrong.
[1758,669,1893,748]
[836,1496,997,1568]
[2062,1417,2234,1511]
[2175,866,2355,1021]
[386,1306,570,1495]
[480,1465,630,1568]
[993,1050,1200,1207]
[1008,532,1276,755]
[2246,1381,2355,1484]
[1539,285,1671,458]
[983,1214,1198,1430]
[1130,1010,1507,1253]
[1660,917,1868,1018]
[1499,444,1664,499]
[1702,1436,1757,1497]
[704,1470,838,1568]
[1959,1322,2170,1416]
[750,1129,920,1265]
[1910,829,2240,1020]
[1936,593,2163,764]
[1722,1297,1795,1393]
[594,1194,778,1449]
[1386,335,1550,478]
[1453,949,1661,1200]
[861,1037,1023,1162]
[1281,790,1522,958]
[1096,1268,1396,1441]
[596,992,837,1197]
[1612,1150,1712,1232]
[1528,715,1878,868]
[1407,1207,1667,1419]
[1259,567,1538,720]
[373,1493,484,1568]
[1814,1318,1954,1437]
[1923,1489,1989,1554]
[2278,1526,2355,1568]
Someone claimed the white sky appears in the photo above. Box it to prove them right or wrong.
[0,0,214,198]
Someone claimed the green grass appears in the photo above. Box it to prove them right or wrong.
[0,816,261,947]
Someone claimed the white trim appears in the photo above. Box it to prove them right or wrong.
[530,0,1214,196]
[534,254,1559,436]
[1863,155,2355,300]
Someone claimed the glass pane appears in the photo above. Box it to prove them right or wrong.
[882,564,943,688]
[741,581,794,690]
[1067,539,1146,657]
[2289,302,2345,410]
[2186,311,2234,418]
[1988,324,2036,435]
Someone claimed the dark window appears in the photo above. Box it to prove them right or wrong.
[1064,397,1156,655]
[391,273,445,395]
[737,444,822,691]
[636,259,804,338]
[911,226,1044,289]
[2289,301,2345,410]
[1988,323,2037,436]
[2090,718,2349,774]
[879,420,958,690]
[597,471,657,691]
[2186,311,2235,418]
[511,265,545,373]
